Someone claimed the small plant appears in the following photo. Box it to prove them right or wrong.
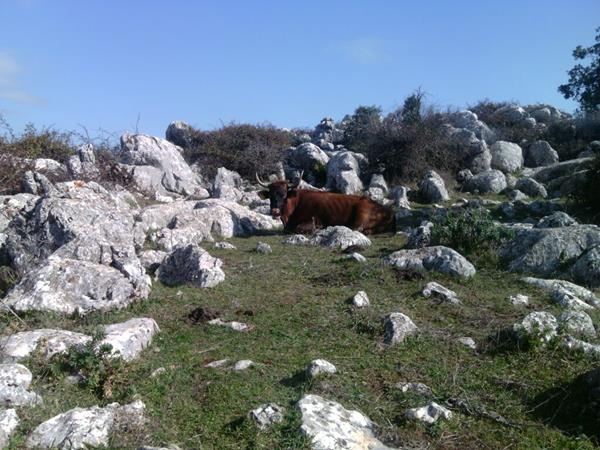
[570,152,600,223]
[432,208,515,256]
[51,332,127,400]
[0,266,19,296]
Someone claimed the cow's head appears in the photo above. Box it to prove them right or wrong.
[256,172,302,219]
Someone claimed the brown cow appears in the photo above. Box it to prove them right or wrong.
[256,173,395,234]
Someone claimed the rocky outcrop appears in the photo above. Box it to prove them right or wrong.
[211,167,243,201]
[0,329,91,363]
[502,225,600,287]
[120,133,209,199]
[99,318,159,362]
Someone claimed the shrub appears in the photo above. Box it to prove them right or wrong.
[343,105,382,154]
[0,116,76,194]
[432,208,514,256]
[0,266,18,297]
[50,333,128,400]
[180,122,292,179]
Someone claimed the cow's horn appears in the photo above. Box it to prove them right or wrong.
[255,173,269,187]
[291,170,303,188]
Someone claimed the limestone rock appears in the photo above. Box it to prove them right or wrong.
[383,313,418,346]
[306,359,337,378]
[98,318,159,362]
[405,402,452,424]
[310,226,371,251]
[249,403,285,429]
[383,246,476,278]
[157,244,225,288]
[297,394,395,450]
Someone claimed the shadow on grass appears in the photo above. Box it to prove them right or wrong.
[280,370,307,389]
[528,367,600,444]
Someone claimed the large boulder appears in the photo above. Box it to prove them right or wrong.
[297,394,395,450]
[502,225,600,286]
[157,244,225,288]
[525,141,559,167]
[419,170,449,203]
[493,104,530,124]
[211,167,243,201]
[165,120,196,149]
[464,170,507,194]
[490,141,523,173]
[120,133,208,199]
[2,187,150,314]
[25,400,145,449]
[284,143,330,185]
[515,177,547,198]
[326,151,367,195]
[525,157,593,183]
[447,110,495,142]
[383,246,476,278]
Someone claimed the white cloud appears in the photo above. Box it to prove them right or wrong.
[0,51,43,105]
[334,37,390,64]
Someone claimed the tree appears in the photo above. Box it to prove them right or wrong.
[558,27,600,112]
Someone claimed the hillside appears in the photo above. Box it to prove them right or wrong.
[1,102,600,449]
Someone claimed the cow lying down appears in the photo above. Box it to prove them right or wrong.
[256,173,395,234]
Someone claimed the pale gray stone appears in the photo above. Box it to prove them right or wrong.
[383,246,476,278]
[297,394,395,450]
[207,319,251,332]
[525,141,559,167]
[98,318,159,362]
[419,170,449,203]
[491,141,523,173]
[351,291,370,307]
[514,311,558,343]
[0,329,91,363]
[0,408,19,449]
[406,221,433,249]
[383,313,418,346]
[521,277,600,309]
[422,282,460,304]
[25,400,145,449]
[214,241,237,250]
[509,294,529,306]
[282,235,310,246]
[249,403,285,429]
[557,311,596,339]
[405,402,452,424]
[212,167,243,201]
[255,242,272,254]
[395,382,433,397]
[515,178,547,198]
[535,212,577,228]
[306,359,337,378]
[326,151,367,194]
[310,226,371,251]
[464,170,507,194]
[232,360,254,371]
[157,244,225,288]
[457,337,477,350]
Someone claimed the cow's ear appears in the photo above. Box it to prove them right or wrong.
[258,190,269,199]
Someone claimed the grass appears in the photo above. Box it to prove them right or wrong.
[3,234,600,449]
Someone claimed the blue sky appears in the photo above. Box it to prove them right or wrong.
[1,0,598,138]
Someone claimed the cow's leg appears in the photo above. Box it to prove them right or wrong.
[352,205,371,233]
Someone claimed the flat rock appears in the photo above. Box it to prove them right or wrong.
[383,246,476,278]
[25,400,145,449]
[282,235,310,245]
[99,318,160,362]
[214,241,237,250]
[557,311,596,339]
[422,282,459,304]
[521,277,600,309]
[297,394,395,450]
[457,337,477,350]
[0,329,91,363]
[207,318,251,332]
[309,226,371,251]
[232,360,254,371]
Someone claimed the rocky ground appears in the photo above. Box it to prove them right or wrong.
[1,104,600,449]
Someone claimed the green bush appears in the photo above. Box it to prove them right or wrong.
[432,208,515,256]
[51,333,128,400]
[179,122,292,179]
